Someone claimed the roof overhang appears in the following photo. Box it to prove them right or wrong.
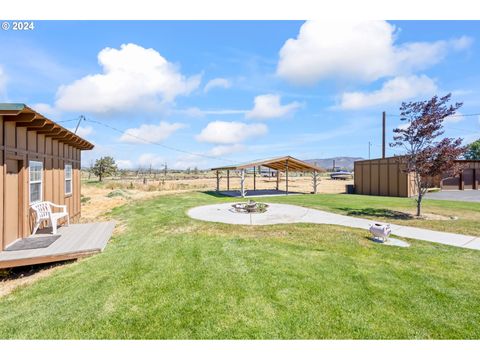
[0,103,94,151]
[212,156,325,172]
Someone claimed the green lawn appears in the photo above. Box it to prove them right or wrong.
[262,193,480,236]
[0,192,479,339]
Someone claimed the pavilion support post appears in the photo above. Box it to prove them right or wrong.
[227,170,230,191]
[240,169,246,198]
[253,166,256,191]
[216,170,220,192]
[312,170,318,194]
[276,171,279,190]
[286,159,289,195]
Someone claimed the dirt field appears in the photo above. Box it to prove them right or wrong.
[80,175,353,222]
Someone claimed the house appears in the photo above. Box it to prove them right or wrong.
[0,103,94,252]
[354,156,480,197]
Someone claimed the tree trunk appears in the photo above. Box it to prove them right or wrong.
[99,173,103,182]
[416,192,423,217]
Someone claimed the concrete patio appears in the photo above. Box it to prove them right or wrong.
[188,203,480,250]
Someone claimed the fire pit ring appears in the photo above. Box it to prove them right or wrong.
[231,200,269,213]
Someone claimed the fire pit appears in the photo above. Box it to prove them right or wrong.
[231,200,269,213]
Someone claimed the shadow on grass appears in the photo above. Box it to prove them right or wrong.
[202,191,232,198]
[0,260,75,281]
[338,207,414,220]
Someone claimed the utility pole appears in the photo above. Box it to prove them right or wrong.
[368,141,372,159]
[382,111,386,158]
[164,162,167,177]
[74,115,85,134]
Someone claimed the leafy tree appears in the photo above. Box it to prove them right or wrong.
[464,138,480,160]
[391,94,466,216]
[92,156,118,182]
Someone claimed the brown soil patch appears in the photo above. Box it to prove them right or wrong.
[0,261,73,298]
[410,212,456,221]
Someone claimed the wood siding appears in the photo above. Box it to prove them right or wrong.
[440,161,480,191]
[354,157,415,197]
[1,115,84,250]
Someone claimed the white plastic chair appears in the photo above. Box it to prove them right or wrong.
[31,201,70,235]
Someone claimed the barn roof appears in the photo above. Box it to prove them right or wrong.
[0,103,94,150]
[212,155,325,172]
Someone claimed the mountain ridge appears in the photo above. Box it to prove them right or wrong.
[304,157,363,171]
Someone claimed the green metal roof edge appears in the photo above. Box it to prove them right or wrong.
[0,103,26,111]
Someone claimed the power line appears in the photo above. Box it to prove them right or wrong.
[443,126,480,133]
[386,112,480,118]
[56,117,82,124]
[83,117,234,163]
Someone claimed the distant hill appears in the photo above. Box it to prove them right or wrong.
[304,157,363,171]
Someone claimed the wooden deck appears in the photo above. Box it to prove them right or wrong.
[0,222,115,269]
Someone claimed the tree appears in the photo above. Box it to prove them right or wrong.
[390,94,466,217]
[464,138,480,160]
[92,156,118,182]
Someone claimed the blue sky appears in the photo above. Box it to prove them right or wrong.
[1,20,479,169]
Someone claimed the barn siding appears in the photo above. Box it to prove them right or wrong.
[354,157,412,197]
[1,118,86,250]
[0,115,4,250]
[440,161,480,191]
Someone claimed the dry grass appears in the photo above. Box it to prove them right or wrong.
[0,261,74,298]
[81,176,352,222]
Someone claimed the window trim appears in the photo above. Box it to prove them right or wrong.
[65,163,73,196]
[29,160,43,204]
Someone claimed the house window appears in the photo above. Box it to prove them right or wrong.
[65,164,73,195]
[29,160,43,203]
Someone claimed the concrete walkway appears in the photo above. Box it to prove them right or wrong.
[187,203,480,250]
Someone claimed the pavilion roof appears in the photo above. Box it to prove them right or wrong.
[212,155,325,172]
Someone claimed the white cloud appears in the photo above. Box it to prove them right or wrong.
[116,159,134,169]
[396,122,410,131]
[174,107,206,117]
[277,20,472,85]
[173,154,207,170]
[119,121,186,144]
[138,153,165,168]
[444,111,464,123]
[245,94,301,120]
[339,75,437,109]
[174,107,247,117]
[209,144,245,157]
[32,103,61,118]
[196,121,267,144]
[0,65,6,96]
[203,109,247,115]
[67,125,94,138]
[116,154,165,170]
[204,78,231,93]
[55,43,201,113]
